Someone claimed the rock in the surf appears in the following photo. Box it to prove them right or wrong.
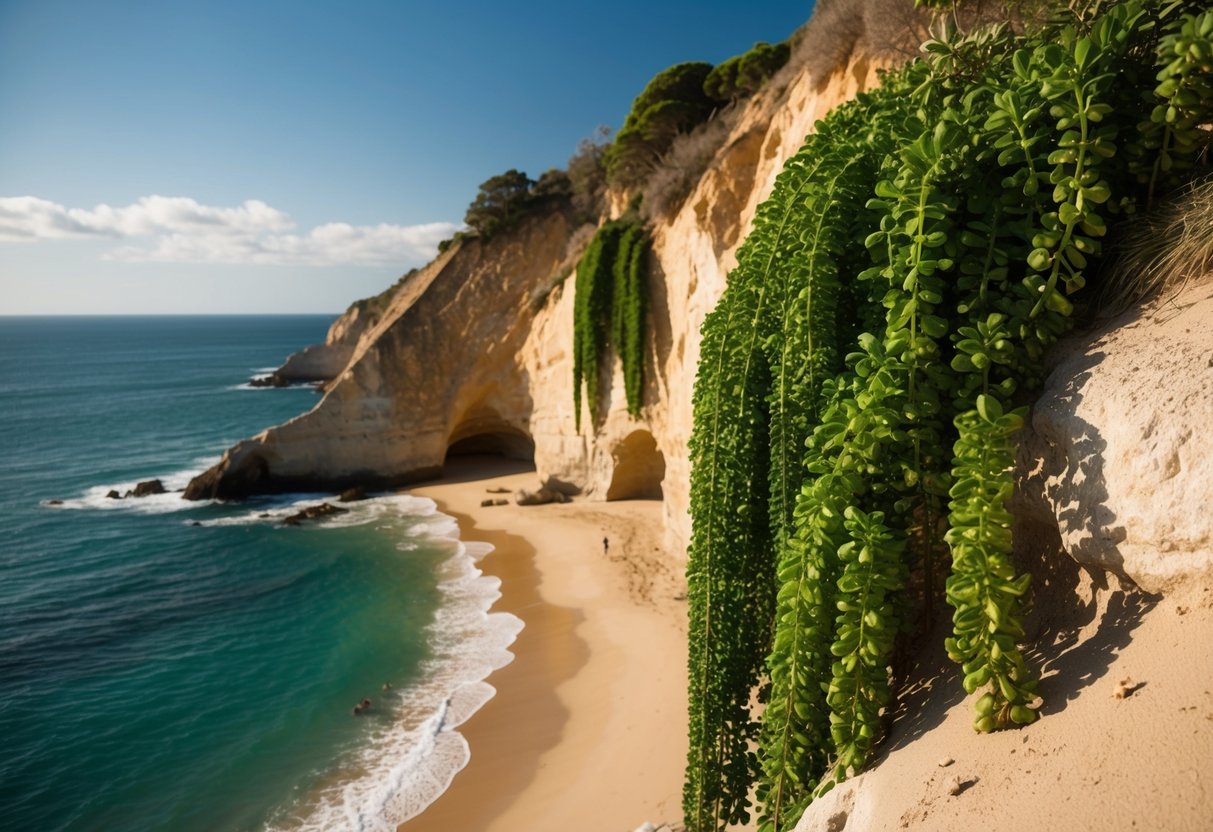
[127,479,166,498]
[282,502,349,526]
[337,486,367,502]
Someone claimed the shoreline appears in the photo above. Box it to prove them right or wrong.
[401,456,688,832]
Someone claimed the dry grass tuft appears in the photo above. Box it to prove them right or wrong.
[779,0,1030,92]
[640,113,737,221]
[1100,175,1213,316]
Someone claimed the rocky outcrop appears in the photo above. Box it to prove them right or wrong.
[274,344,353,383]
[185,207,579,500]
[103,479,167,500]
[273,268,434,385]
[337,486,367,502]
[1017,279,1213,593]
[129,479,166,497]
[281,502,348,526]
[248,373,289,388]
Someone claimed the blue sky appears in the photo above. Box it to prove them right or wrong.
[0,0,812,314]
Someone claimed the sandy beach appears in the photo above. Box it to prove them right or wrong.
[401,456,688,832]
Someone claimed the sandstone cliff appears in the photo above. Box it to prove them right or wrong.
[186,206,580,497]
[185,52,885,554]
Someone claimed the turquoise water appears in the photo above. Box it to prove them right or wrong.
[0,317,517,832]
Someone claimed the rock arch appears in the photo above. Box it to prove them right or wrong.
[606,429,665,501]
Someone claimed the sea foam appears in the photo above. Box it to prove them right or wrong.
[45,467,518,831]
[41,457,222,514]
[263,497,522,832]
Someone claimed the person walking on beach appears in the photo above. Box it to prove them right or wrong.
[603,536,609,555]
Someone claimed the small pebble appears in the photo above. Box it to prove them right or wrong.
[938,756,954,768]
[1113,677,1139,699]
[947,775,969,796]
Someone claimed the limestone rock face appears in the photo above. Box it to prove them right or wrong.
[185,209,577,499]
[1017,280,1213,593]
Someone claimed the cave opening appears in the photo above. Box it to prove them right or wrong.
[444,430,535,460]
[606,429,665,501]
[444,406,535,467]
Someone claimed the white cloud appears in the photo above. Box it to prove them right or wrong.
[0,195,460,267]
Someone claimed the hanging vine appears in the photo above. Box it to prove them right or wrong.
[685,1,1213,829]
[572,218,650,428]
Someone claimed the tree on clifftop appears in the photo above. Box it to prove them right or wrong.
[703,41,790,103]
[605,62,716,188]
[463,168,535,237]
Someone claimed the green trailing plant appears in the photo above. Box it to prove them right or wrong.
[684,1,1213,830]
[617,228,650,414]
[1134,8,1213,201]
[572,219,650,428]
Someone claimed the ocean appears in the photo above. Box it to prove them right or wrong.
[0,316,519,832]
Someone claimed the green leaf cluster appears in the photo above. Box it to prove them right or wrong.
[685,2,1213,830]
[573,219,650,429]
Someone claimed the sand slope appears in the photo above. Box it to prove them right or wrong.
[796,569,1213,831]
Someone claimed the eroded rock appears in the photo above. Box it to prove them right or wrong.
[338,486,367,502]
[249,374,288,388]
[127,479,166,498]
[282,503,348,526]
[515,487,570,506]
[1018,281,1213,593]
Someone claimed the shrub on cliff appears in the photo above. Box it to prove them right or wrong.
[568,127,611,222]
[704,41,791,103]
[605,62,716,188]
[532,168,573,200]
[640,114,733,220]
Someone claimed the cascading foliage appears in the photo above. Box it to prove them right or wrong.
[684,2,1213,830]
[572,218,650,428]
